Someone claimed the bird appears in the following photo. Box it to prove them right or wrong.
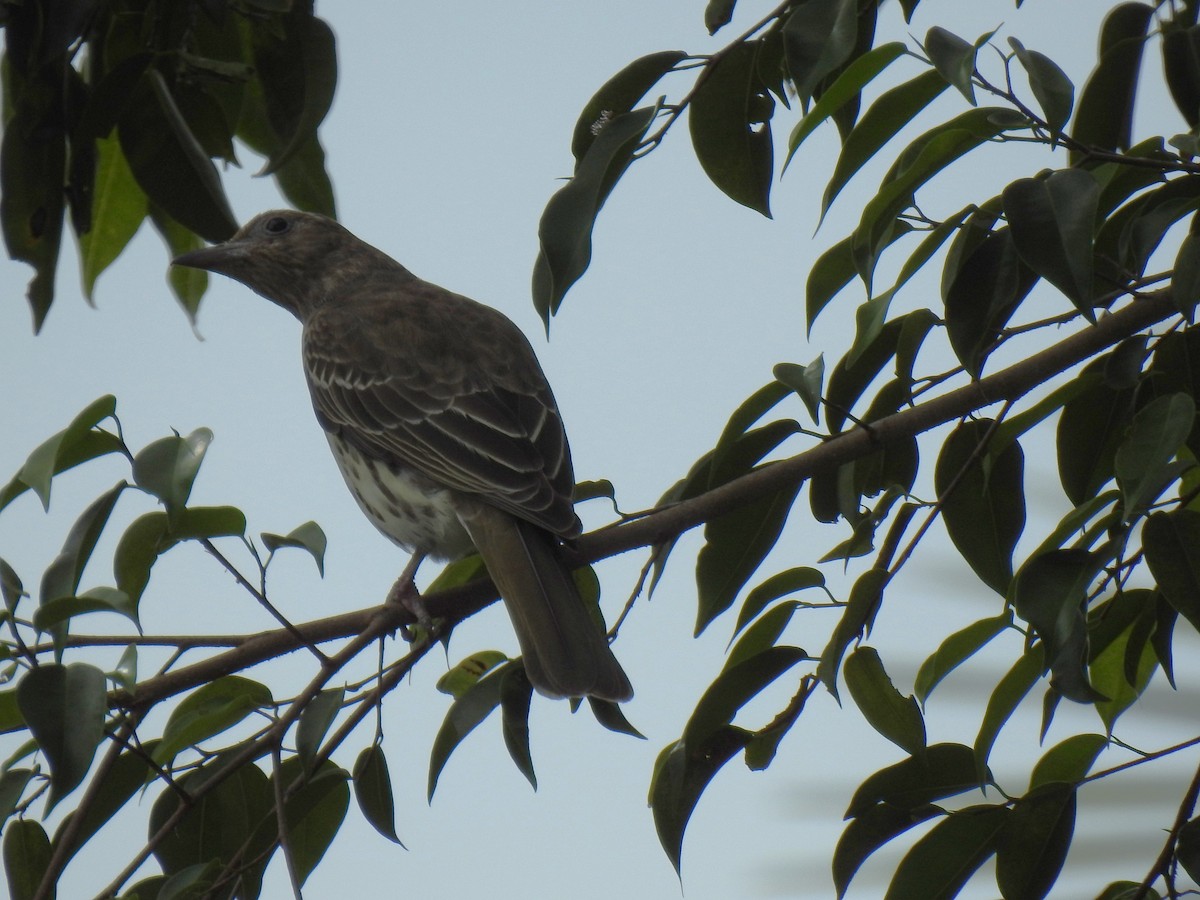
[172,210,632,702]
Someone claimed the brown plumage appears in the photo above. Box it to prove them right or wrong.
[173,210,632,702]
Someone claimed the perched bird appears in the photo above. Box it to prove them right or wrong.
[173,210,632,702]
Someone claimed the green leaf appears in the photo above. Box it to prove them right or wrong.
[885,805,1009,900]
[1,79,66,331]
[33,586,137,635]
[0,769,33,828]
[1164,25,1200,128]
[974,649,1043,777]
[649,726,753,875]
[935,420,1025,595]
[1144,510,1200,633]
[1179,817,1200,883]
[854,107,1024,288]
[1095,883,1161,900]
[118,69,237,242]
[273,758,350,888]
[132,428,214,523]
[1009,38,1075,136]
[818,567,888,698]
[154,676,273,769]
[1003,169,1099,316]
[924,27,977,104]
[296,687,344,773]
[734,566,825,636]
[684,646,807,749]
[262,521,327,576]
[16,663,107,812]
[1012,549,1104,703]
[835,802,940,898]
[587,696,646,739]
[726,602,804,670]
[499,667,536,790]
[996,784,1076,900]
[0,558,24,615]
[946,225,1037,377]
[533,104,658,324]
[825,313,908,433]
[148,206,208,323]
[822,70,949,222]
[151,760,272,888]
[352,744,404,846]
[1030,733,1108,789]
[79,134,148,302]
[846,742,987,817]
[435,650,509,698]
[704,0,736,35]
[780,0,858,102]
[1091,604,1158,731]
[915,610,1013,703]
[253,16,337,176]
[3,819,52,900]
[1115,392,1195,518]
[1,395,119,512]
[773,358,824,425]
[1171,228,1200,320]
[844,647,926,758]
[571,51,685,161]
[695,480,801,635]
[1069,3,1154,162]
[786,41,908,161]
[689,40,773,216]
[39,482,126,615]
[427,662,512,800]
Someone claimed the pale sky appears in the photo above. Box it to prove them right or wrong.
[2,2,1197,898]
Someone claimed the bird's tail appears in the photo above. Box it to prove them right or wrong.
[458,505,633,702]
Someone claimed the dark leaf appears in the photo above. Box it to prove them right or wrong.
[704,0,736,35]
[726,603,805,670]
[915,610,1013,703]
[3,819,51,900]
[1164,25,1200,128]
[846,742,987,818]
[650,725,752,874]
[844,646,926,758]
[1013,549,1105,703]
[974,649,1044,776]
[683,646,808,749]
[428,662,513,800]
[820,69,948,220]
[352,744,404,846]
[1057,360,1134,505]
[1144,509,1200,633]
[1070,3,1154,161]
[16,663,107,812]
[835,803,940,898]
[153,676,273,769]
[996,784,1076,900]
[818,567,888,698]
[533,105,658,324]
[1030,733,1108,789]
[272,758,350,887]
[1179,817,1200,883]
[695,480,801,635]
[1003,169,1099,316]
[1115,392,1195,519]
[885,805,1009,899]
[924,26,977,104]
[689,40,774,216]
[734,566,826,636]
[935,419,1026,595]
[572,51,686,161]
[1009,38,1075,136]
[499,667,536,790]
[781,0,858,102]
[118,69,237,242]
[39,481,126,609]
[296,687,344,773]
[786,41,908,161]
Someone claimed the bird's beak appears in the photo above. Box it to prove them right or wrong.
[171,242,246,273]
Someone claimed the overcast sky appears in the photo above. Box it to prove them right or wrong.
[2,2,1198,898]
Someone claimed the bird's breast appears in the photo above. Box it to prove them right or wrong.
[325,434,475,561]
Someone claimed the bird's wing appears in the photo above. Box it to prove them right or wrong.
[302,280,580,538]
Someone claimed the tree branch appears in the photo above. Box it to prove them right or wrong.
[110,293,1176,713]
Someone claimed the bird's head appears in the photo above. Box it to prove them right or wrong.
[172,210,393,318]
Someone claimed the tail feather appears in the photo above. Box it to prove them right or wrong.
[458,505,632,702]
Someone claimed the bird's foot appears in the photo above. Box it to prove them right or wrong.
[386,574,432,641]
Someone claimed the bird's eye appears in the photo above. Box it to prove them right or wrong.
[263,216,291,235]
